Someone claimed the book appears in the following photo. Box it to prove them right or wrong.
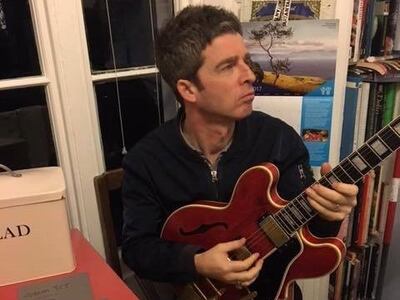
[340,79,362,160]
[389,0,400,53]
[369,166,384,235]
[328,260,346,300]
[383,83,396,125]
[355,171,376,247]
[383,150,400,245]
[342,250,361,300]
[375,150,400,298]
[351,0,369,62]
[370,0,390,56]
[361,0,378,58]
[364,242,381,298]
[364,82,384,140]
[356,81,371,147]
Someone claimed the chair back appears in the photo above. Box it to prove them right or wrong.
[94,168,124,277]
[94,168,170,299]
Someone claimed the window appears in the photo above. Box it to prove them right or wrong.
[0,0,56,171]
[81,0,175,170]
[95,76,162,169]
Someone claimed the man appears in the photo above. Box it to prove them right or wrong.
[122,5,357,299]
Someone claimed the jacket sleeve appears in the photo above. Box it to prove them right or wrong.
[121,152,202,283]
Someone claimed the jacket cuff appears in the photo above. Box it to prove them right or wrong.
[179,244,204,282]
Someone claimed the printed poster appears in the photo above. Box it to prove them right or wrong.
[243,19,338,166]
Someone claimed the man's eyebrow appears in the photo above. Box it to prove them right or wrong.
[215,54,252,70]
[215,56,238,70]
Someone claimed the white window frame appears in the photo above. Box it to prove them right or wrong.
[2,0,162,257]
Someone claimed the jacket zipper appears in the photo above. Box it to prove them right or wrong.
[200,155,222,199]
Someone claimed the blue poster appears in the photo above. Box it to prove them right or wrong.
[301,96,333,166]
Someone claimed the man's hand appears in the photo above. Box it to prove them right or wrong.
[194,238,263,286]
[306,163,358,221]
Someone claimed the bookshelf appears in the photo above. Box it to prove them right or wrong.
[330,0,400,299]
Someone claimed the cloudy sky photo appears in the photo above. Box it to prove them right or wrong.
[242,20,338,78]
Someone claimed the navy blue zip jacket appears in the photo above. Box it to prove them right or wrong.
[121,110,340,284]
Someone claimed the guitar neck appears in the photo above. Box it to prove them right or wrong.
[272,115,400,237]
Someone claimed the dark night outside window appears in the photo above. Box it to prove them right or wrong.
[0,87,57,170]
[95,76,162,170]
[82,0,155,72]
[0,0,41,79]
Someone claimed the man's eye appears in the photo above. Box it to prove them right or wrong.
[222,63,234,70]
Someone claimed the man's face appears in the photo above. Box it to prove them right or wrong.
[193,33,256,122]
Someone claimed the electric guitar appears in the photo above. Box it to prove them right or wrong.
[161,116,400,300]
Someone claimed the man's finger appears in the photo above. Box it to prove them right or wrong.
[219,238,246,252]
[229,252,260,272]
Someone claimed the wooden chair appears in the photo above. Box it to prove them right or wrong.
[94,168,165,299]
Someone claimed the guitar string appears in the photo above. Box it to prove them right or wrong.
[239,125,400,256]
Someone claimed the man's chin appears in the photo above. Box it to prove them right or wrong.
[234,106,253,120]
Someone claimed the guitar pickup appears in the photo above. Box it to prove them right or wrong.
[259,215,290,248]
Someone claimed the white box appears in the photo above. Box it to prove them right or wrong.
[0,167,76,286]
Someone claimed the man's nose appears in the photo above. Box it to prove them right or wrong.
[240,60,256,84]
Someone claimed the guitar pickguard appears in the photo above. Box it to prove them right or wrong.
[252,235,303,300]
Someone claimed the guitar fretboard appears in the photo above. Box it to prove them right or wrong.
[272,116,400,237]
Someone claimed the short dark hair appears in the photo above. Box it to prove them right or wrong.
[156,5,242,103]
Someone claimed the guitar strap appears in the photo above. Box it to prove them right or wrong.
[272,0,292,26]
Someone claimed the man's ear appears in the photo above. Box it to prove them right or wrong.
[176,79,197,103]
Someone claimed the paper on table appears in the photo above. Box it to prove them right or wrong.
[18,273,93,300]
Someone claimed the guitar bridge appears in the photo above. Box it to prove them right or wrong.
[259,215,290,247]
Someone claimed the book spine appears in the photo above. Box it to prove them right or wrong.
[357,82,371,147]
[383,83,396,125]
[353,0,366,62]
[383,150,400,244]
[340,80,360,160]
[355,172,375,247]
[364,82,378,140]
[361,0,377,58]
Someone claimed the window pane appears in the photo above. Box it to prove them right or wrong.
[0,87,57,170]
[154,0,174,30]
[82,0,155,71]
[95,76,162,170]
[0,0,41,79]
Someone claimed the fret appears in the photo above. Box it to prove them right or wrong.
[297,195,314,217]
[279,210,297,231]
[342,158,364,182]
[369,136,391,159]
[319,177,331,188]
[332,165,354,183]
[289,202,308,223]
[356,144,380,168]
[379,126,400,151]
[392,119,400,136]
[285,203,303,227]
[274,213,292,236]
[293,197,312,218]
[326,172,339,184]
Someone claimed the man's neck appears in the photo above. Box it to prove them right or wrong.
[181,114,235,164]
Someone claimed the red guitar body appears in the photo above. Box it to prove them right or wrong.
[161,163,345,300]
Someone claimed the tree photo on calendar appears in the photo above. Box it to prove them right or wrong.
[242,19,338,96]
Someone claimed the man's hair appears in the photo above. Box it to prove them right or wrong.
[156,5,242,103]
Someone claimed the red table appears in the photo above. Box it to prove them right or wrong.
[0,229,139,300]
